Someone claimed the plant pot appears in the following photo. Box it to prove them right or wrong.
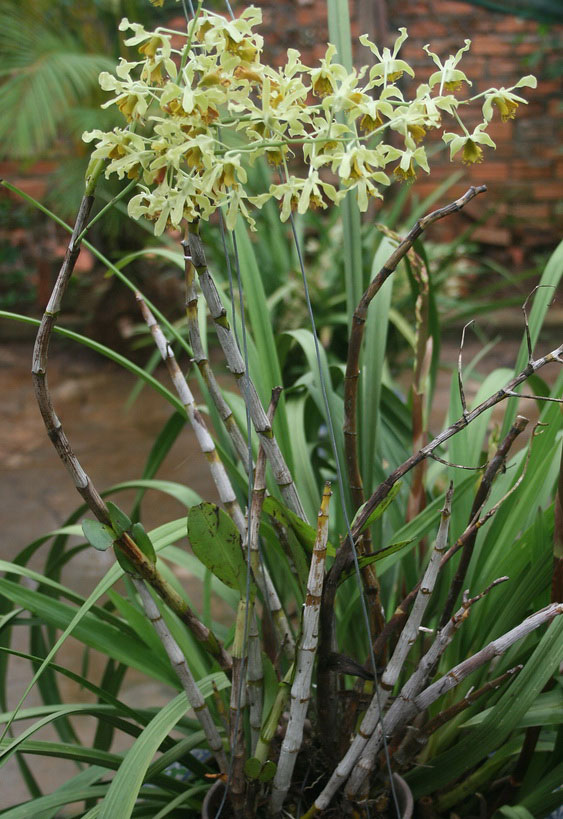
[201,780,229,819]
[201,774,414,819]
[393,773,414,819]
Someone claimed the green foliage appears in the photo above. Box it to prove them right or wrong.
[130,523,157,566]
[3,166,562,819]
[1,5,562,819]
[351,480,402,533]
[82,519,115,552]
[187,503,250,595]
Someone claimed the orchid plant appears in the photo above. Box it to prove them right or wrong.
[4,3,563,819]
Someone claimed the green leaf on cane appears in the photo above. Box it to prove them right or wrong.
[244,757,262,780]
[187,503,250,595]
[351,481,403,534]
[130,523,156,566]
[106,502,132,537]
[259,760,277,782]
[82,519,115,552]
[338,539,414,586]
[114,547,141,579]
[263,496,335,557]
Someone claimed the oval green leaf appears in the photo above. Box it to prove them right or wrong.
[259,760,277,782]
[82,519,115,552]
[106,502,132,537]
[244,756,262,780]
[131,523,156,566]
[187,503,247,594]
[114,546,141,579]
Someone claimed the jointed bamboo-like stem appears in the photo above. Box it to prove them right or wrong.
[313,492,452,810]
[394,665,522,769]
[321,292,562,711]
[351,344,562,541]
[254,666,293,765]
[133,578,228,774]
[247,606,263,753]
[184,221,308,522]
[344,579,508,799]
[411,602,562,722]
[327,339,563,623]
[31,179,231,673]
[135,291,246,535]
[249,388,295,660]
[407,244,431,555]
[182,237,249,465]
[229,599,248,817]
[312,580,505,811]
[345,484,452,783]
[137,301,292,678]
[380,485,453,694]
[370,415,532,666]
[270,483,331,815]
[552,444,563,602]
[343,186,487,524]
[341,188,485,649]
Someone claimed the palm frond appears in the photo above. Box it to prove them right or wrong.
[0,3,116,158]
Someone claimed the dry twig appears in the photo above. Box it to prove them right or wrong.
[31,177,231,671]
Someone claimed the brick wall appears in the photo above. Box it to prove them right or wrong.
[252,0,562,249]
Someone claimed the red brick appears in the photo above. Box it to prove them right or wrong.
[430,0,476,13]
[296,7,318,26]
[401,42,426,60]
[511,203,551,220]
[514,101,546,120]
[8,177,47,200]
[468,163,509,181]
[473,78,497,93]
[538,80,563,95]
[548,99,563,117]
[533,145,560,160]
[513,42,538,55]
[311,43,327,60]
[457,56,487,78]
[395,1,430,16]
[28,160,57,175]
[510,160,552,181]
[490,61,523,80]
[407,19,448,38]
[495,17,529,33]
[471,36,512,56]
[485,119,514,142]
[472,224,512,245]
[532,181,562,200]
